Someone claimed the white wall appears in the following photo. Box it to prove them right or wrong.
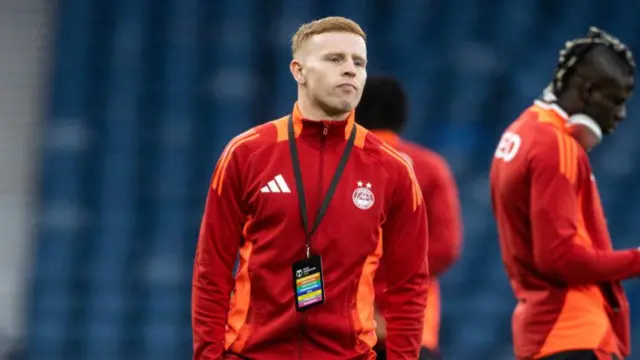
[0,0,53,349]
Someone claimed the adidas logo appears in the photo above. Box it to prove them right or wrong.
[260,174,291,193]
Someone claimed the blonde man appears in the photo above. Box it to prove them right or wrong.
[192,16,429,360]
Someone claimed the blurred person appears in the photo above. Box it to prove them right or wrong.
[490,27,637,360]
[192,16,429,360]
[356,76,462,360]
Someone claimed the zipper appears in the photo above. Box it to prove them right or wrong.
[297,125,328,360]
[298,125,329,360]
[319,125,327,203]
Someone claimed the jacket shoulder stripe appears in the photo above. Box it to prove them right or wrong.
[212,129,260,194]
[553,131,579,185]
[272,116,290,142]
[380,142,422,211]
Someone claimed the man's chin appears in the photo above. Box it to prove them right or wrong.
[602,124,617,135]
[339,103,354,113]
[322,100,354,118]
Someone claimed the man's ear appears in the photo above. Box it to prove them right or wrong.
[290,59,305,85]
[579,78,594,103]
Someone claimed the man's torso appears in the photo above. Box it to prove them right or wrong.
[225,116,403,358]
[489,102,624,358]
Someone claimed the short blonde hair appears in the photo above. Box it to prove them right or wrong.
[291,16,366,56]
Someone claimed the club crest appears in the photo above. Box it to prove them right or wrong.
[352,181,375,210]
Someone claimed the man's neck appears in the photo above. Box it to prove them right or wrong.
[555,94,580,117]
[297,93,349,121]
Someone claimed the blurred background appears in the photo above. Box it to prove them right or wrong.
[4,0,640,359]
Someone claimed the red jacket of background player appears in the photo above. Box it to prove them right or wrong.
[373,130,462,352]
[490,100,640,359]
[192,103,429,360]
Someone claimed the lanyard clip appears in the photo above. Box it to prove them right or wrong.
[306,244,311,259]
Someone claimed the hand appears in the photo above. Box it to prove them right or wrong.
[374,308,387,341]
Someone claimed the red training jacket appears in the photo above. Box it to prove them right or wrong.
[192,103,429,360]
[490,100,640,359]
[372,130,462,351]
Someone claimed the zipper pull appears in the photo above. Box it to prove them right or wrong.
[323,125,328,136]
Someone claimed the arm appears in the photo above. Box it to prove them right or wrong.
[421,158,462,276]
[192,145,246,360]
[382,165,429,359]
[531,134,640,285]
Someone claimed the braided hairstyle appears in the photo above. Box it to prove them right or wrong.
[546,27,635,97]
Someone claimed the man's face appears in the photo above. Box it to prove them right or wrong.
[581,67,634,135]
[292,32,367,116]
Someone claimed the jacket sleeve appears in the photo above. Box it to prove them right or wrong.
[192,143,247,360]
[530,133,640,285]
[421,157,462,276]
[381,164,429,359]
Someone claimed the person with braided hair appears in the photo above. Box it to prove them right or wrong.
[490,27,636,360]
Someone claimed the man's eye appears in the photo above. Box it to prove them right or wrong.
[611,96,626,106]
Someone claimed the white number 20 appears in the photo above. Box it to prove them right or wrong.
[494,132,521,162]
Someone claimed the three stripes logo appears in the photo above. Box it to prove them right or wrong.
[260,174,291,193]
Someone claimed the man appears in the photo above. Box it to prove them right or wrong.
[192,16,429,360]
[356,76,462,360]
[490,27,638,360]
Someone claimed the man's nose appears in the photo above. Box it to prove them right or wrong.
[616,105,627,121]
[342,61,356,77]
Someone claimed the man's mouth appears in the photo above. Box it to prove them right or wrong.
[611,119,622,130]
[337,83,357,91]
[604,121,619,134]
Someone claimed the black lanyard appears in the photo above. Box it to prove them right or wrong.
[287,116,357,259]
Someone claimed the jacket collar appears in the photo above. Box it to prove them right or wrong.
[291,102,356,139]
[532,100,569,131]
